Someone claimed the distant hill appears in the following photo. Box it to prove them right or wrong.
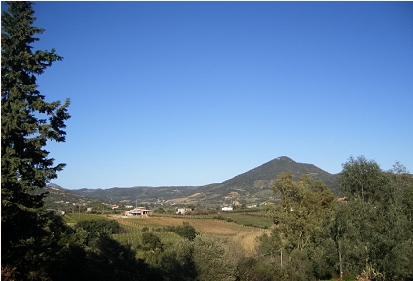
[32,183,94,210]
[71,186,200,204]
[196,156,338,202]
[68,156,339,207]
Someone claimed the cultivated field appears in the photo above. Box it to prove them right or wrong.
[64,212,273,257]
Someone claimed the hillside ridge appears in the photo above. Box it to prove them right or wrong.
[60,156,338,206]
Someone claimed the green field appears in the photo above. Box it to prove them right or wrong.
[64,212,273,258]
[151,209,274,229]
[63,213,110,223]
[220,212,273,228]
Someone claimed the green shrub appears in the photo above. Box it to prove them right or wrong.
[163,222,197,240]
[75,219,120,235]
[213,215,225,220]
[141,232,163,250]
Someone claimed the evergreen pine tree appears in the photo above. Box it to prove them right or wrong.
[1,1,70,279]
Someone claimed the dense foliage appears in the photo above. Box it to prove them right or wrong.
[1,1,70,279]
[164,221,198,240]
[75,219,121,235]
[256,156,413,281]
[331,157,413,280]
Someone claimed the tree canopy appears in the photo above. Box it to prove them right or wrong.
[1,1,70,279]
[261,160,413,281]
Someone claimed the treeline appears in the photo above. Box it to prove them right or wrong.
[256,156,413,281]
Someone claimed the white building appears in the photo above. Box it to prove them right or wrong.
[176,208,192,215]
[124,207,152,217]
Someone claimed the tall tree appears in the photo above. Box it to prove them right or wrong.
[338,156,388,203]
[1,1,70,279]
[334,157,413,280]
[271,173,335,252]
[263,173,336,280]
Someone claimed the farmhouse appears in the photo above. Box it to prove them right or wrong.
[176,208,192,215]
[124,207,152,217]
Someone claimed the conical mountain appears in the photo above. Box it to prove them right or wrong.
[199,156,338,199]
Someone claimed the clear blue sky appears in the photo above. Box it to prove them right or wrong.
[8,2,413,189]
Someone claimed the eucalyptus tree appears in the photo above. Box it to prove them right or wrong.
[334,156,413,280]
[271,173,335,252]
[338,156,389,203]
[264,173,336,280]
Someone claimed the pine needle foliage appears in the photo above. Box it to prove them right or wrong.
[1,1,70,279]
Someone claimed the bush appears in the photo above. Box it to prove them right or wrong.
[75,219,120,235]
[237,257,276,281]
[176,222,197,240]
[193,233,237,281]
[141,232,163,251]
[164,222,197,240]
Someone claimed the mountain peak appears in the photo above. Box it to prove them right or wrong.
[274,156,294,162]
[213,156,337,196]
